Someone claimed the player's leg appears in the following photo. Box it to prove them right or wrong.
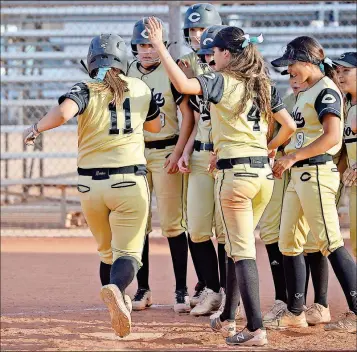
[298,165,357,333]
[78,180,113,285]
[188,152,222,316]
[132,165,153,311]
[185,169,207,298]
[304,226,331,325]
[213,164,273,345]
[265,177,309,329]
[151,147,190,313]
[260,170,289,321]
[349,185,356,258]
[102,172,150,337]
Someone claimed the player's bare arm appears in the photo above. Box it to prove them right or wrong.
[144,115,161,133]
[267,108,296,152]
[146,17,202,95]
[178,109,200,173]
[23,99,79,145]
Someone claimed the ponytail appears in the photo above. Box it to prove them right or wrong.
[87,68,129,106]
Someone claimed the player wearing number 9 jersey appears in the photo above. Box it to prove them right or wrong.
[128,17,195,313]
[268,36,356,333]
[23,34,161,338]
[145,19,296,346]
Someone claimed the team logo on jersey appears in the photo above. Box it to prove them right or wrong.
[151,89,165,107]
[321,94,337,104]
[188,12,201,22]
[203,38,214,46]
[291,107,305,128]
[141,29,149,38]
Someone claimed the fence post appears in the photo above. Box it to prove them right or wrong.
[168,1,181,60]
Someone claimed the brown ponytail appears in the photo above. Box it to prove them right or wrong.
[87,68,129,106]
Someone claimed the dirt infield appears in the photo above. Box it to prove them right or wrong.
[1,236,356,351]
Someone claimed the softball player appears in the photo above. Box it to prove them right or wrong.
[334,52,357,258]
[146,20,296,346]
[261,74,333,326]
[177,25,226,317]
[127,17,194,313]
[23,34,161,337]
[178,2,223,304]
[266,36,356,333]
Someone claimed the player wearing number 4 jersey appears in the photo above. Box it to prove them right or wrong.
[23,34,161,338]
[145,19,296,346]
[267,36,356,333]
[128,17,194,313]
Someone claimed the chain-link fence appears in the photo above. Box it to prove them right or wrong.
[1,1,356,231]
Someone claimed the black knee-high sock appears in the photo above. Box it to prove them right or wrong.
[100,262,111,286]
[192,240,220,293]
[168,232,188,291]
[328,247,357,314]
[188,234,205,287]
[110,256,139,295]
[221,257,241,322]
[283,254,306,315]
[136,235,150,289]
[265,242,287,303]
[307,252,329,307]
[235,259,262,332]
[304,254,310,305]
[218,243,226,289]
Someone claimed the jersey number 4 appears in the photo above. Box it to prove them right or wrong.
[247,103,261,132]
[108,98,133,135]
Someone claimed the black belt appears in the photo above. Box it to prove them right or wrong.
[293,154,333,168]
[78,164,147,180]
[216,156,269,170]
[194,140,214,152]
[145,135,178,149]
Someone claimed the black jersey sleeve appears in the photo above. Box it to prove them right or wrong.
[189,95,200,113]
[271,86,286,113]
[171,83,184,105]
[58,82,89,115]
[195,72,224,104]
[146,90,160,121]
[315,88,342,123]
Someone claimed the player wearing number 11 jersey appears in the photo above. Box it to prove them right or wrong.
[23,34,161,338]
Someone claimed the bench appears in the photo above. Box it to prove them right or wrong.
[1,178,78,227]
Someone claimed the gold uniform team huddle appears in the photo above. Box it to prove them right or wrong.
[23,3,356,347]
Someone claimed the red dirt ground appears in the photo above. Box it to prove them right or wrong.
[1,236,356,351]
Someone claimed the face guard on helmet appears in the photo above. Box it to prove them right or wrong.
[183,3,222,51]
[87,33,128,79]
[131,17,168,65]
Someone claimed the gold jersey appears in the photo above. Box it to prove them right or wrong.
[344,101,357,166]
[196,72,285,158]
[285,76,344,156]
[127,61,183,142]
[58,74,159,168]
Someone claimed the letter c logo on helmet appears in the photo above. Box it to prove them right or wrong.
[188,12,201,22]
[203,38,213,46]
[141,29,149,38]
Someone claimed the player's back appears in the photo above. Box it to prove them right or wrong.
[61,75,153,168]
